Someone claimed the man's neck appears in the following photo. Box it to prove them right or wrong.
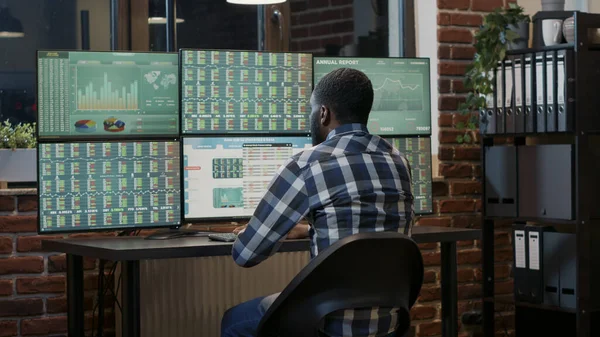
[326,123,369,140]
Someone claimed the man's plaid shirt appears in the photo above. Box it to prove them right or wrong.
[233,123,414,337]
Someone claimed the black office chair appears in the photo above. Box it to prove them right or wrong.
[256,231,424,337]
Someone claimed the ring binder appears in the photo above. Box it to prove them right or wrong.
[515,58,525,133]
[525,57,535,133]
[505,59,515,134]
[536,53,546,133]
[546,52,557,133]
[496,63,505,134]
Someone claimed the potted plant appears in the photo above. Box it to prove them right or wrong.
[0,120,37,183]
[457,4,530,143]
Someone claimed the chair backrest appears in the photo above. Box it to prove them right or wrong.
[256,231,424,337]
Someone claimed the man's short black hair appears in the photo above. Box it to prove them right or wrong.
[313,68,374,125]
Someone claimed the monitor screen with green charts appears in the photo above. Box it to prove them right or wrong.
[384,136,433,214]
[180,50,313,134]
[38,140,181,233]
[37,51,179,139]
[314,57,431,136]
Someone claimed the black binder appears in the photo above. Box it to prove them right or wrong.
[525,225,554,304]
[504,59,515,133]
[513,223,529,302]
[514,57,525,133]
[535,53,546,133]
[542,232,561,306]
[546,52,557,132]
[495,63,505,134]
[525,57,535,133]
[558,50,574,132]
[560,233,577,309]
[482,71,496,134]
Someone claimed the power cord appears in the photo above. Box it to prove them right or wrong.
[92,261,120,337]
[91,230,141,336]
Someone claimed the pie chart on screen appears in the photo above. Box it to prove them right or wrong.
[103,117,126,132]
[74,120,97,133]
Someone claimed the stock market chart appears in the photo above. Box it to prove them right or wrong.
[385,137,433,214]
[37,51,179,138]
[314,57,431,136]
[181,50,313,134]
[183,136,313,220]
[38,141,181,233]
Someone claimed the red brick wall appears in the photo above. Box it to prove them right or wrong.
[289,0,355,53]
[433,0,517,336]
[0,194,115,337]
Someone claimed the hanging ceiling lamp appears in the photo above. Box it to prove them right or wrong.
[0,6,24,38]
[148,0,185,24]
[227,0,286,4]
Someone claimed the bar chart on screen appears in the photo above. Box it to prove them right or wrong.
[37,51,179,138]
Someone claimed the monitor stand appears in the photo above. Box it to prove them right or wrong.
[144,228,211,240]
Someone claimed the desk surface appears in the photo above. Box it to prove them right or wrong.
[42,226,480,261]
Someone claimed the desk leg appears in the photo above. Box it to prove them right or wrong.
[121,261,141,337]
[67,254,85,336]
[441,242,458,337]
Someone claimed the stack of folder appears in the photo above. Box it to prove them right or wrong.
[513,224,576,308]
[481,49,574,135]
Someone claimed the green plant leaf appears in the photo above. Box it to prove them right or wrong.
[499,49,506,60]
[456,122,466,130]
[456,135,464,144]
[0,120,36,150]
[459,3,529,130]
[463,134,472,143]
[505,30,519,42]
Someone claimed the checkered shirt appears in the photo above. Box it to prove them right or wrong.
[233,123,414,337]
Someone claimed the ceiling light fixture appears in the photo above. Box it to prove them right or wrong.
[0,6,24,38]
[148,0,184,24]
[226,0,286,4]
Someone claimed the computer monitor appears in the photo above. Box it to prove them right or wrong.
[313,57,431,136]
[38,140,181,233]
[36,51,179,139]
[384,136,433,214]
[180,49,313,134]
[183,136,312,221]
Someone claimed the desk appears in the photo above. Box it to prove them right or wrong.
[43,226,480,337]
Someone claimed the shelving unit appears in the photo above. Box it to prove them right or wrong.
[481,11,600,337]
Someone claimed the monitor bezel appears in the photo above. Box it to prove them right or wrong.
[35,50,182,141]
[381,134,434,216]
[180,134,311,224]
[178,48,315,136]
[36,137,183,235]
[312,55,433,137]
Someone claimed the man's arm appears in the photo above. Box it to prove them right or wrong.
[232,158,309,268]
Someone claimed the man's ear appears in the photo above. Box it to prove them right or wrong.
[320,106,332,127]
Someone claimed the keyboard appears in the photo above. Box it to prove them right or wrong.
[208,233,238,242]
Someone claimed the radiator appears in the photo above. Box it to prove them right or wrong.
[116,252,310,337]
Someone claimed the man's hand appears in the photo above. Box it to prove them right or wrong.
[232,224,309,239]
[287,224,310,240]
[232,225,247,235]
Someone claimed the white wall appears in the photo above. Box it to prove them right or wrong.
[519,0,588,14]
[591,0,599,13]
[76,0,110,50]
[414,0,439,176]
